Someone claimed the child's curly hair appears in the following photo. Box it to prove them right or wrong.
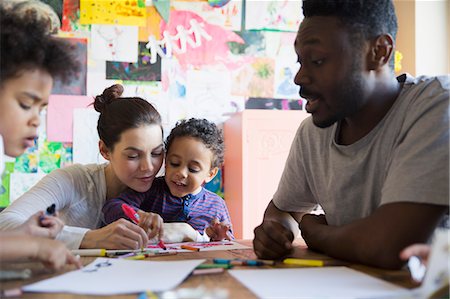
[165,118,225,169]
[0,6,79,84]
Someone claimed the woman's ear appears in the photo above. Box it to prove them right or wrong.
[98,140,111,161]
[204,167,219,184]
[367,34,395,70]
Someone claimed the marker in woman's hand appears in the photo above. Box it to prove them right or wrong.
[121,204,140,224]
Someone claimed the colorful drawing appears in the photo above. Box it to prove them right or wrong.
[79,0,146,26]
[106,42,161,81]
[61,0,81,32]
[39,142,63,174]
[52,38,87,95]
[228,30,266,55]
[91,24,139,62]
[15,144,39,173]
[245,1,302,32]
[0,163,14,207]
[247,57,275,98]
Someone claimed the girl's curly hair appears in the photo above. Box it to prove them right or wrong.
[0,6,79,84]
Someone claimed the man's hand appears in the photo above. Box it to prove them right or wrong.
[299,214,328,250]
[253,220,294,260]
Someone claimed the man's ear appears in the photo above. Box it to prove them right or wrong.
[98,140,111,161]
[367,34,395,70]
[204,167,219,184]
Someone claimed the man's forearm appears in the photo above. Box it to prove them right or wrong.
[264,201,303,237]
[301,203,447,269]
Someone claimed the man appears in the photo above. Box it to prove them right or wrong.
[253,0,449,269]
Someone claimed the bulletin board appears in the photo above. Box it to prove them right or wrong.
[0,0,305,207]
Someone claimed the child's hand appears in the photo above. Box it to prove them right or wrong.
[205,218,231,241]
[17,212,64,239]
[136,210,164,240]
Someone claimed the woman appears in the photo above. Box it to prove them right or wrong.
[0,84,166,250]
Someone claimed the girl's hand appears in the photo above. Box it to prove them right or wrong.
[136,210,164,240]
[34,238,82,270]
[205,218,232,241]
[17,212,64,239]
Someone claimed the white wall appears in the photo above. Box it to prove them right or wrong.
[415,0,449,76]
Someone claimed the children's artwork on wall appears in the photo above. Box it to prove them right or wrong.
[72,109,107,165]
[185,69,234,123]
[274,64,299,99]
[79,0,147,26]
[106,43,162,82]
[15,145,38,173]
[139,6,162,41]
[245,98,302,110]
[52,38,88,95]
[0,163,14,207]
[61,0,80,32]
[247,57,275,98]
[38,142,63,174]
[122,82,169,125]
[245,0,302,32]
[153,10,244,69]
[172,0,243,31]
[161,56,187,98]
[9,173,46,203]
[228,30,266,56]
[91,24,139,63]
[47,95,94,142]
[86,57,117,98]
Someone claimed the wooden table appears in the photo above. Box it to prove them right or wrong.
[0,240,416,298]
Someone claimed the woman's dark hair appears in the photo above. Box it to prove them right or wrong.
[93,84,162,150]
[302,0,398,69]
[165,118,224,169]
[0,6,79,84]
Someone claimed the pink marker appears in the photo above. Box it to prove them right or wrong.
[158,240,167,250]
[121,204,140,224]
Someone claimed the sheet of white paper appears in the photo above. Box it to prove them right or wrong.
[24,258,205,295]
[416,229,449,298]
[229,266,411,299]
[90,24,138,62]
[72,109,107,165]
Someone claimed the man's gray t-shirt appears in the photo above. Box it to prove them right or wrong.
[273,74,449,226]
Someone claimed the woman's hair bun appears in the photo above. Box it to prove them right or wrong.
[93,84,124,113]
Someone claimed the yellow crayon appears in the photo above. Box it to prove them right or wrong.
[283,258,324,267]
[125,254,146,260]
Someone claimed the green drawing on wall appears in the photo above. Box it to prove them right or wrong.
[0,162,15,207]
[39,142,63,173]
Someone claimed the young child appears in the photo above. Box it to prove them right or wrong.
[0,5,81,270]
[103,118,233,242]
